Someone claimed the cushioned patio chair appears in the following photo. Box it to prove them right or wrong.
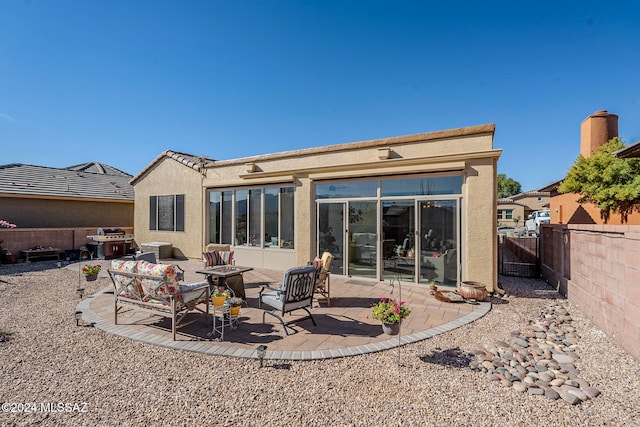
[134,252,157,263]
[314,252,334,306]
[259,265,318,335]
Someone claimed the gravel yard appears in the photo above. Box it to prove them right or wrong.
[1,262,639,426]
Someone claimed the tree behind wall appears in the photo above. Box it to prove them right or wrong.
[497,174,522,198]
[558,137,640,223]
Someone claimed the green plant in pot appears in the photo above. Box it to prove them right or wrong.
[82,264,101,281]
[211,286,230,307]
[228,297,243,315]
[370,297,411,335]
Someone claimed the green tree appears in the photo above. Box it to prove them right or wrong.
[497,174,522,198]
[558,137,640,223]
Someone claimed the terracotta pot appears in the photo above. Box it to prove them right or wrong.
[459,281,488,301]
[229,306,241,316]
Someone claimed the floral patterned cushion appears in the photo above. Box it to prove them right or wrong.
[136,261,182,303]
[110,260,141,298]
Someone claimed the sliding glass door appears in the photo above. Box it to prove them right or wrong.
[418,199,459,286]
[382,201,415,282]
[316,175,462,285]
[317,203,345,276]
[347,201,377,278]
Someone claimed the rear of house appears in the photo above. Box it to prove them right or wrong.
[131,124,501,293]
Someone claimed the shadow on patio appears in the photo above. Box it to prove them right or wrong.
[76,259,490,360]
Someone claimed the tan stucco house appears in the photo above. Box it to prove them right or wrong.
[0,162,134,228]
[131,124,502,293]
[497,190,550,228]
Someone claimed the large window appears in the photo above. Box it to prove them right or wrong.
[149,194,185,231]
[208,186,294,249]
[317,175,462,200]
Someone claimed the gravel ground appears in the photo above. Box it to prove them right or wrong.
[1,262,639,427]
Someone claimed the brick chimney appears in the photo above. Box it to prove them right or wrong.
[580,110,618,158]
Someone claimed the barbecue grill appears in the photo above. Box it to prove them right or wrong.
[87,227,135,259]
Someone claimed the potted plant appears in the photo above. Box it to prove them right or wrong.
[429,280,438,295]
[211,286,230,307]
[0,241,16,264]
[228,297,243,316]
[82,263,101,281]
[370,297,411,335]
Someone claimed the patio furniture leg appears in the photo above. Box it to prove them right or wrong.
[263,310,290,335]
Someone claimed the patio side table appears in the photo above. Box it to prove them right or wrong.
[207,303,240,342]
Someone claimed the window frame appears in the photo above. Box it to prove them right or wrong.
[149,194,185,232]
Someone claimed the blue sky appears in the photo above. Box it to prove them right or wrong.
[1,1,639,191]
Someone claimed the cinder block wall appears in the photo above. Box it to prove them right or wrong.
[541,224,640,361]
[0,227,134,259]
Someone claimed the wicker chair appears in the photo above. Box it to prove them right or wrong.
[314,252,334,306]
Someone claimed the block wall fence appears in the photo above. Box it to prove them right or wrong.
[0,227,134,260]
[541,224,640,361]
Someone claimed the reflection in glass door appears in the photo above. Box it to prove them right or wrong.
[419,200,458,286]
[382,201,416,282]
[347,201,377,278]
[317,203,345,275]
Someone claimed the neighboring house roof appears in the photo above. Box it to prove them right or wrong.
[497,198,527,207]
[0,162,134,200]
[537,180,562,193]
[130,150,212,185]
[613,140,640,158]
[65,162,131,177]
[509,189,550,200]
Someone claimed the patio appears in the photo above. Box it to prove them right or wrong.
[76,258,490,360]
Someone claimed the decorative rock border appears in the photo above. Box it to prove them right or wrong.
[469,303,600,405]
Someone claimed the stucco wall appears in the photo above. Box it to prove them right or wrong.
[541,224,640,361]
[496,203,525,227]
[0,197,133,228]
[464,157,499,291]
[132,125,500,290]
[132,160,204,259]
[550,193,640,225]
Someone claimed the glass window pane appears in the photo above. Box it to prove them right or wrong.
[208,191,221,244]
[280,187,294,249]
[158,195,175,231]
[381,176,462,197]
[235,190,248,246]
[316,181,377,199]
[248,189,262,246]
[222,191,233,244]
[264,188,279,248]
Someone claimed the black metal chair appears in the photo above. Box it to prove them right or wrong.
[259,265,318,335]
